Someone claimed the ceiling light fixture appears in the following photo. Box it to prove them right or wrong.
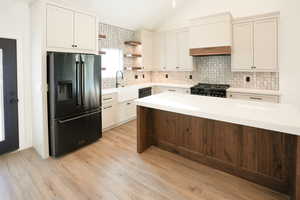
[172,0,176,8]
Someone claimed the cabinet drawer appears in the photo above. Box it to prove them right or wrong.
[102,104,116,129]
[102,93,116,104]
[227,92,279,103]
[154,86,190,94]
[118,100,137,123]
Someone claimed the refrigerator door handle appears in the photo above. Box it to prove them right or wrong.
[81,61,85,106]
[58,110,101,124]
[75,61,81,106]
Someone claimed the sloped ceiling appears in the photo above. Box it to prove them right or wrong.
[49,0,187,30]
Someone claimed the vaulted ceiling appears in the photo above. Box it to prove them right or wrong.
[46,0,187,30]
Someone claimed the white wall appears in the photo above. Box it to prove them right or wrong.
[0,0,33,150]
[158,0,300,107]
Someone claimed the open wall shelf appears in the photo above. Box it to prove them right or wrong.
[98,34,107,39]
[124,67,142,70]
[124,53,142,58]
[99,51,106,55]
[124,41,142,46]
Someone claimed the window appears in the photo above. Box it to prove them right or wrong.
[101,48,123,78]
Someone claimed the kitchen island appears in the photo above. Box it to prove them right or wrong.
[135,92,300,200]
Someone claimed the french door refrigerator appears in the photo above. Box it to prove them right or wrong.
[47,52,102,157]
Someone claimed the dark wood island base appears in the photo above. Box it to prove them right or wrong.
[137,106,300,200]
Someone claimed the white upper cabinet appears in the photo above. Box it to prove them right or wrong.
[74,12,97,51]
[232,13,279,72]
[152,28,193,72]
[138,30,153,71]
[165,31,178,70]
[46,4,97,53]
[152,32,165,71]
[253,18,278,71]
[189,13,232,49]
[176,28,193,71]
[232,22,253,70]
[46,5,74,49]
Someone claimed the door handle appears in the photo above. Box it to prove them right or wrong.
[76,61,81,106]
[250,97,263,100]
[9,98,19,104]
[81,61,85,106]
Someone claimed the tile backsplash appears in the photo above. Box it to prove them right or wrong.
[152,56,279,90]
[99,22,279,91]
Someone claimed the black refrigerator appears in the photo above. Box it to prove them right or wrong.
[47,52,102,157]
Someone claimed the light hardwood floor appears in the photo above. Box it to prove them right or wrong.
[0,120,288,200]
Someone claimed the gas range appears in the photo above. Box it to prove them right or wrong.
[191,83,230,98]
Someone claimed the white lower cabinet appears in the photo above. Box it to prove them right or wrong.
[227,92,279,103]
[102,93,117,130]
[102,104,116,129]
[117,99,137,124]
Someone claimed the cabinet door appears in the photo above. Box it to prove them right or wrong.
[165,31,177,70]
[140,30,153,70]
[102,104,116,129]
[74,12,97,51]
[153,32,165,71]
[253,18,278,71]
[189,21,232,49]
[118,100,137,123]
[47,5,74,49]
[177,29,193,71]
[177,115,205,155]
[152,110,177,148]
[232,22,253,71]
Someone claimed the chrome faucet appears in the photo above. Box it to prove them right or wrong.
[116,70,124,88]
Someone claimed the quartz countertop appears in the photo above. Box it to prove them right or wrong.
[135,92,300,136]
[227,88,280,96]
[102,83,193,95]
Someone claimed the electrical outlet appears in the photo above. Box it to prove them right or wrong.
[245,76,251,82]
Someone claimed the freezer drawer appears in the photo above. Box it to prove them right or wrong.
[50,111,101,157]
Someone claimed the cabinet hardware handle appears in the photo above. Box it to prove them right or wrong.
[103,98,113,101]
[250,97,263,100]
[127,102,131,105]
[103,106,112,110]
[168,89,176,92]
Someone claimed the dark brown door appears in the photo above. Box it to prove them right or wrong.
[0,38,19,155]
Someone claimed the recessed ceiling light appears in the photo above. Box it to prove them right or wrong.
[172,0,176,8]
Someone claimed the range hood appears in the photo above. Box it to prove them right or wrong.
[190,46,231,56]
[189,13,232,56]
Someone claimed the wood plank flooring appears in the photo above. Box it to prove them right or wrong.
[0,120,288,200]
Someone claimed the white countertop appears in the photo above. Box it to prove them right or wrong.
[227,88,280,96]
[102,83,193,95]
[102,88,118,95]
[135,92,300,136]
